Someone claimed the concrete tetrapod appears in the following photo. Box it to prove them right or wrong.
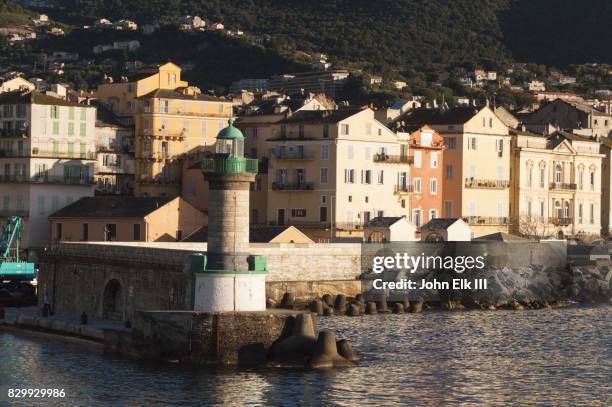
[280,292,295,309]
[410,299,424,313]
[336,339,359,362]
[333,294,347,313]
[392,303,404,314]
[309,300,324,316]
[309,330,353,368]
[345,304,360,316]
[270,313,316,363]
[323,306,335,316]
[322,294,334,307]
[365,302,377,315]
[377,297,389,313]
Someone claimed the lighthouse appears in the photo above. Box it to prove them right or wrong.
[190,118,267,312]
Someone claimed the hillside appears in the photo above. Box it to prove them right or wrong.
[67,0,611,72]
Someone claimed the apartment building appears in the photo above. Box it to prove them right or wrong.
[395,106,511,237]
[94,102,135,195]
[262,108,410,238]
[96,62,233,196]
[510,130,603,238]
[401,125,445,228]
[269,70,349,99]
[0,91,96,247]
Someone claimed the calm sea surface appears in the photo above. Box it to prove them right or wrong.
[0,304,610,406]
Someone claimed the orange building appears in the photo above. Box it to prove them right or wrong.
[407,125,445,227]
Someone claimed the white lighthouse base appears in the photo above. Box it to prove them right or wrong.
[193,273,267,312]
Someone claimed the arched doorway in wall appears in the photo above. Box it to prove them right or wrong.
[102,279,123,320]
[368,231,386,243]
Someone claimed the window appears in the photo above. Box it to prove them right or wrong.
[344,169,355,183]
[430,178,438,195]
[319,207,327,222]
[540,201,545,217]
[218,103,224,113]
[578,203,583,223]
[468,137,477,150]
[55,223,62,240]
[414,177,422,193]
[564,201,570,218]
[82,223,89,241]
[401,199,406,208]
[160,100,169,113]
[590,203,595,224]
[348,145,354,159]
[318,145,329,160]
[579,170,584,190]
[69,107,75,120]
[298,124,304,138]
[446,137,456,149]
[527,201,532,217]
[555,164,562,183]
[527,166,533,187]
[444,201,453,217]
[430,152,438,168]
[51,195,59,211]
[412,209,422,227]
[414,151,422,168]
[496,139,503,153]
[377,170,384,184]
[321,195,327,204]
[320,168,328,183]
[169,73,176,84]
[80,122,86,137]
[540,167,546,188]
[291,209,307,217]
[50,105,59,119]
[364,170,372,184]
[68,122,74,136]
[280,125,287,138]
[323,124,329,138]
[104,224,117,241]
[348,195,352,202]
[80,107,86,121]
[37,195,45,215]
[590,171,595,190]
[340,124,349,135]
[52,121,59,135]
[16,104,26,118]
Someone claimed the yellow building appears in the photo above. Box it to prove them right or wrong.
[510,130,603,238]
[96,62,233,196]
[396,105,511,237]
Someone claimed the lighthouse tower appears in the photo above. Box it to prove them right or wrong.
[190,118,267,312]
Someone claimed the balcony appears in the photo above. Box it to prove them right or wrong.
[335,221,365,230]
[272,150,315,160]
[0,209,29,217]
[271,182,315,191]
[464,178,510,189]
[0,150,28,158]
[201,157,258,174]
[394,184,413,194]
[549,182,577,191]
[0,174,94,185]
[373,153,413,164]
[551,217,572,226]
[0,129,28,138]
[31,150,96,160]
[463,216,512,225]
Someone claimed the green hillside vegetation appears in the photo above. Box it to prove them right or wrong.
[0,0,36,26]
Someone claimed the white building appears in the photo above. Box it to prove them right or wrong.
[0,91,96,248]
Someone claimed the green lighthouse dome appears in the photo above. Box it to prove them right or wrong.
[217,118,244,140]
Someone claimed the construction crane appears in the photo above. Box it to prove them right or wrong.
[0,216,36,281]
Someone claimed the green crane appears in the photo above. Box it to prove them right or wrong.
[0,216,36,281]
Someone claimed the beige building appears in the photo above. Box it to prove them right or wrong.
[49,196,205,242]
[96,62,233,197]
[260,108,411,239]
[396,106,511,237]
[510,130,603,238]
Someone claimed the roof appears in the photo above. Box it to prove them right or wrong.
[474,232,526,241]
[278,107,363,124]
[394,106,483,127]
[420,218,463,231]
[365,216,405,227]
[0,90,93,107]
[269,226,315,244]
[92,100,128,128]
[217,118,244,140]
[137,88,227,102]
[49,197,173,219]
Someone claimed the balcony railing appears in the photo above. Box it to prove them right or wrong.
[272,150,315,160]
[0,209,29,217]
[31,150,97,160]
[549,182,577,191]
[266,221,331,228]
[271,182,315,191]
[394,184,413,194]
[0,129,28,138]
[373,153,413,164]
[335,221,366,230]
[201,157,259,173]
[464,178,510,189]
[551,217,572,226]
[0,174,94,185]
[0,150,28,157]
[463,216,512,225]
